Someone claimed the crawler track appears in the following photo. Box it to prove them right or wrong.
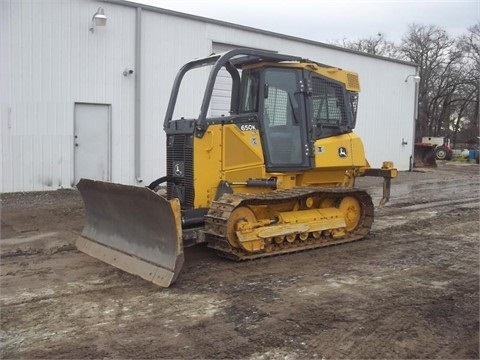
[204,187,374,260]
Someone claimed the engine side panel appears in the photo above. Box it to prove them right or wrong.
[313,132,368,169]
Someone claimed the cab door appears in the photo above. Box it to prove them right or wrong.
[259,68,311,172]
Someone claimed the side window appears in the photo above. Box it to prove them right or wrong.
[239,71,259,113]
[311,76,348,139]
[347,91,359,128]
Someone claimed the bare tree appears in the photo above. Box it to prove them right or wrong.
[331,23,479,145]
[332,33,401,59]
[400,24,463,140]
[455,23,480,145]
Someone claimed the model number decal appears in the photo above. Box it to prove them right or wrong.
[240,124,257,131]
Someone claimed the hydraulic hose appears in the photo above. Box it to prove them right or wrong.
[147,176,179,190]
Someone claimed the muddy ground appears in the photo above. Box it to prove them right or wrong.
[1,162,479,359]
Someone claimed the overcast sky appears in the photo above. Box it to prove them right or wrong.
[134,0,479,44]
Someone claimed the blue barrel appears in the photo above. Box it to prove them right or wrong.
[469,150,478,160]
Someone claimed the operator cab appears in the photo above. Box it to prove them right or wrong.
[163,49,359,173]
[239,65,358,172]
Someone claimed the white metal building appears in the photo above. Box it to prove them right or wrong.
[1,0,418,193]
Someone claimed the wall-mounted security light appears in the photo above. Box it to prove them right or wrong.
[405,74,420,83]
[89,7,107,33]
[123,69,134,76]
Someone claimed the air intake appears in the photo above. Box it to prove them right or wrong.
[346,73,360,91]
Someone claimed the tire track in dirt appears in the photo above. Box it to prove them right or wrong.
[1,163,478,359]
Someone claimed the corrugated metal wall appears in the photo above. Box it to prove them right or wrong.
[140,11,211,184]
[2,0,416,192]
[3,0,136,192]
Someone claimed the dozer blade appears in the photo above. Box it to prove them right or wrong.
[76,178,184,287]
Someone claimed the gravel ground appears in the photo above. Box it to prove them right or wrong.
[1,161,479,359]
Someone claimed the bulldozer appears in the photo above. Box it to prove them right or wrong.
[76,49,397,287]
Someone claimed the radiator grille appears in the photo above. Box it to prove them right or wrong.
[166,134,194,209]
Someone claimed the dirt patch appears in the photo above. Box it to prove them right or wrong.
[1,162,479,359]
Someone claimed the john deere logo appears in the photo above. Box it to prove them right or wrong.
[338,147,348,158]
[173,161,184,177]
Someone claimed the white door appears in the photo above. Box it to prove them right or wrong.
[74,103,111,184]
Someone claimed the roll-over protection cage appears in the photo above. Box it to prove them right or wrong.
[163,49,303,137]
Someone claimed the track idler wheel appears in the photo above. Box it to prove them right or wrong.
[226,206,257,248]
[338,196,361,232]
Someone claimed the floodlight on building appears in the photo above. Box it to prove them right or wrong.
[405,74,420,83]
[89,7,107,33]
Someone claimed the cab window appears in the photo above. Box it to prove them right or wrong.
[311,76,348,139]
[262,69,303,165]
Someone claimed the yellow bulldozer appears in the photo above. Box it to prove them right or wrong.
[76,49,397,287]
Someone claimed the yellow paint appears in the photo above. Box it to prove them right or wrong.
[193,122,373,208]
[235,206,348,251]
[193,125,222,208]
[313,133,367,169]
[222,125,264,170]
